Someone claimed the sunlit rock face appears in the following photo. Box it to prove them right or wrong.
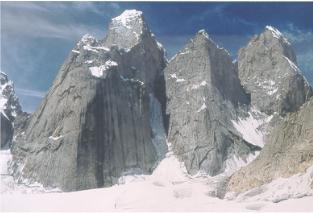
[165,30,260,176]
[237,26,312,116]
[227,26,313,195]
[228,97,313,194]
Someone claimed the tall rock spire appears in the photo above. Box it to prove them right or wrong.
[10,10,167,191]
[165,30,259,176]
[105,10,147,50]
[237,26,312,115]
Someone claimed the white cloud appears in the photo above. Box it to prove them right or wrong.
[1,2,122,112]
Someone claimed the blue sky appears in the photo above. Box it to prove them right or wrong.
[1,2,313,112]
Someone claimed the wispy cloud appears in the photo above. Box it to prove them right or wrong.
[1,2,120,40]
[1,2,122,112]
[186,4,256,33]
[16,88,46,98]
[297,50,313,85]
[283,23,313,43]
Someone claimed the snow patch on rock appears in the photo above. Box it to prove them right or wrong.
[224,151,260,175]
[48,135,64,141]
[232,108,272,147]
[0,150,61,194]
[256,79,279,96]
[89,60,118,78]
[169,73,186,82]
[227,164,313,203]
[120,75,144,86]
[71,50,80,54]
[265,26,290,45]
[196,103,207,113]
[188,81,207,91]
[112,10,143,29]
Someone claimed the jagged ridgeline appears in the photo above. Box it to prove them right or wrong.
[0,72,23,149]
[10,10,168,191]
[8,9,312,193]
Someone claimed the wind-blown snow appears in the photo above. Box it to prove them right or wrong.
[89,60,118,78]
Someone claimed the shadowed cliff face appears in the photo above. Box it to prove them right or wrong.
[10,10,167,191]
[76,71,157,190]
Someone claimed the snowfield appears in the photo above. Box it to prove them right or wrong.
[1,149,313,212]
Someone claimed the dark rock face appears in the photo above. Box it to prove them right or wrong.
[1,113,13,149]
[227,97,313,193]
[10,10,167,191]
[0,72,22,149]
[165,30,259,176]
[237,26,312,116]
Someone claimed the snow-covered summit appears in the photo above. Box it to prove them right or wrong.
[80,34,97,45]
[197,29,209,38]
[106,9,148,51]
[265,25,291,45]
[112,10,143,29]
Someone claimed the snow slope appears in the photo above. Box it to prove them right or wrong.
[1,148,313,211]
[232,108,272,147]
